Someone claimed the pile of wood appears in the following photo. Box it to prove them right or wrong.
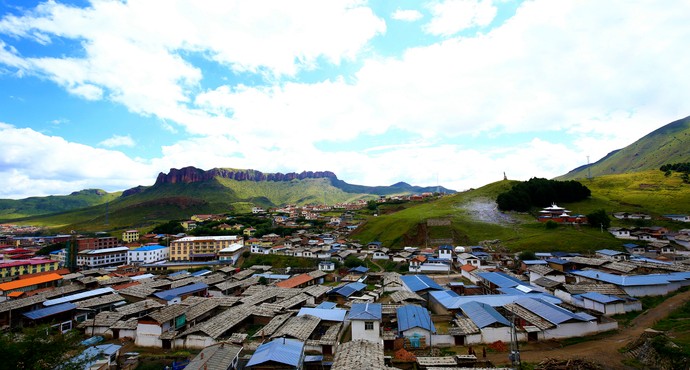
[534,358,603,370]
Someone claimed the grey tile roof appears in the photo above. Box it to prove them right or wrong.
[301,284,331,297]
[230,269,255,281]
[271,314,321,341]
[417,357,458,366]
[447,317,480,335]
[331,340,389,370]
[148,303,189,324]
[110,318,138,330]
[527,265,557,276]
[275,293,310,309]
[118,285,157,299]
[203,273,228,286]
[253,312,293,338]
[74,293,125,309]
[185,343,243,370]
[179,304,255,339]
[171,276,204,288]
[504,303,554,330]
[561,283,626,295]
[185,298,221,322]
[78,311,124,328]
[390,290,425,303]
[115,299,164,316]
[97,276,131,286]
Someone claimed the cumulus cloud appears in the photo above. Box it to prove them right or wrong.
[99,134,136,148]
[392,9,423,22]
[0,123,154,198]
[1,0,690,198]
[423,0,497,36]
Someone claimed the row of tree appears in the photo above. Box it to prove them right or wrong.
[497,178,591,212]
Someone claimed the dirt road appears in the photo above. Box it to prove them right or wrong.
[486,288,690,369]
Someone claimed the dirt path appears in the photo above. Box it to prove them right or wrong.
[486,288,690,369]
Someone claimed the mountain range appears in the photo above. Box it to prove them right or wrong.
[1,115,689,235]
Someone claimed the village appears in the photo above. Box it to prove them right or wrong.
[1,202,690,369]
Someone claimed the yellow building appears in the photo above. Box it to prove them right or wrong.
[170,235,243,261]
[122,229,140,243]
[0,259,60,278]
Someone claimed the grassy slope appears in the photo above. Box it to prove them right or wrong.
[352,170,690,252]
[0,189,120,220]
[560,115,690,180]
[7,177,375,234]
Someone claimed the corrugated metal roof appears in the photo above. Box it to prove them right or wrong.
[429,290,561,309]
[515,297,586,325]
[396,304,436,333]
[0,273,63,291]
[571,269,679,286]
[459,301,509,328]
[246,338,304,367]
[400,275,443,292]
[477,272,526,288]
[298,307,347,322]
[578,292,624,304]
[349,302,382,320]
[315,301,337,309]
[153,282,208,301]
[43,287,115,306]
[23,302,76,320]
[331,282,366,297]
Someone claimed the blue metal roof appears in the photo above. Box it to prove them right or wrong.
[522,260,548,265]
[439,245,453,250]
[43,287,115,306]
[298,307,347,322]
[578,292,624,304]
[246,338,304,367]
[622,243,640,248]
[23,302,77,320]
[349,266,369,273]
[459,301,509,328]
[477,272,527,288]
[190,269,211,277]
[153,282,208,301]
[315,301,337,309]
[168,270,189,277]
[397,305,435,333]
[597,249,627,256]
[331,282,367,297]
[545,258,571,265]
[132,244,167,252]
[429,289,562,309]
[515,297,588,325]
[400,275,443,292]
[571,269,680,286]
[348,303,382,320]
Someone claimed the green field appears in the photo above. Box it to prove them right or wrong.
[351,170,690,252]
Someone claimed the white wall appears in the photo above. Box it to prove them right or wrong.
[401,327,432,346]
[351,320,381,343]
[184,335,216,349]
[135,323,163,347]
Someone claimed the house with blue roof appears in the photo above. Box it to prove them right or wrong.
[571,269,690,297]
[596,249,630,261]
[152,282,208,304]
[328,282,367,304]
[127,244,169,265]
[400,275,444,303]
[396,305,436,348]
[349,302,382,343]
[575,292,626,315]
[246,337,305,369]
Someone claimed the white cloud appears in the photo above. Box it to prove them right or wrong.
[392,9,423,22]
[0,123,154,198]
[423,0,497,36]
[99,134,136,148]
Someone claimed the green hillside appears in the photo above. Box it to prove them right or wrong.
[0,189,120,220]
[4,177,377,234]
[560,116,690,180]
[351,170,690,253]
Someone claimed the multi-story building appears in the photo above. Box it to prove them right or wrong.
[169,235,243,261]
[127,244,169,265]
[77,236,119,251]
[122,230,140,243]
[77,246,129,268]
[0,258,60,278]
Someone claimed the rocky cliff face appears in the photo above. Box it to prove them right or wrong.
[154,166,338,185]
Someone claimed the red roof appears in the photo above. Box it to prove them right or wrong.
[275,273,314,288]
[460,264,477,272]
[0,259,55,269]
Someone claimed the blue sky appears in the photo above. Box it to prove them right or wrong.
[1,0,689,199]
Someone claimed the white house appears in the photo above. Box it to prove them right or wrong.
[77,246,129,268]
[218,243,245,265]
[348,303,382,344]
[437,245,453,260]
[575,292,626,315]
[397,305,436,348]
[318,261,335,272]
[457,253,481,267]
[127,245,169,265]
[135,304,188,348]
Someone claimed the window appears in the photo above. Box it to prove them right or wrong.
[365,321,374,330]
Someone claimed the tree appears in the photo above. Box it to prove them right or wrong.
[0,325,91,370]
[517,251,537,261]
[151,220,184,235]
[586,209,611,229]
[366,200,378,211]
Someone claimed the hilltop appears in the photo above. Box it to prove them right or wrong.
[559,115,690,180]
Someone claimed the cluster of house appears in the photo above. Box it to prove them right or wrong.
[608,225,690,252]
[2,241,689,369]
